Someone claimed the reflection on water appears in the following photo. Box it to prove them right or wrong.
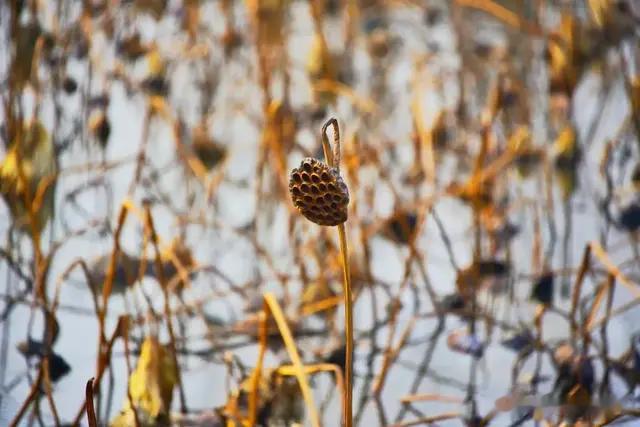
[1,0,640,426]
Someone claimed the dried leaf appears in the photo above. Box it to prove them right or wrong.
[380,211,418,245]
[269,375,305,425]
[88,110,111,148]
[548,14,581,96]
[554,125,579,166]
[246,0,287,47]
[531,273,554,305]
[145,48,165,77]
[17,339,71,383]
[134,0,167,20]
[10,22,42,89]
[0,119,57,234]
[553,125,579,199]
[587,0,613,28]
[507,126,542,177]
[191,124,227,171]
[148,95,169,118]
[307,34,337,105]
[117,33,149,61]
[183,0,201,40]
[111,336,177,426]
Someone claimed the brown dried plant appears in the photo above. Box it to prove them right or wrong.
[289,118,354,427]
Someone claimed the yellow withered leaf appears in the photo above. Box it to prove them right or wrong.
[146,48,165,77]
[130,336,177,417]
[160,238,196,292]
[265,100,297,154]
[111,336,177,426]
[0,119,57,234]
[307,34,337,105]
[587,0,612,28]
[548,14,581,96]
[148,95,169,118]
[554,125,578,160]
[553,125,579,199]
[548,38,569,86]
[507,126,531,153]
[307,34,335,81]
[508,126,543,178]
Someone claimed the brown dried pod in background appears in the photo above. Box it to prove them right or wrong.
[89,110,111,148]
[117,32,149,61]
[289,157,349,226]
[191,124,227,171]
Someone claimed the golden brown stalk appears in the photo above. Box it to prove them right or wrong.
[289,117,353,427]
[337,221,353,427]
[321,118,353,427]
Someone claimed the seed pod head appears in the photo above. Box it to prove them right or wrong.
[289,158,349,226]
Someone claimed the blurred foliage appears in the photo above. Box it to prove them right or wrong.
[1,0,640,426]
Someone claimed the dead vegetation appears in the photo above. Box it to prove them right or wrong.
[1,0,640,426]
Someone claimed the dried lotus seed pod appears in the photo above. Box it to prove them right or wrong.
[289,157,349,226]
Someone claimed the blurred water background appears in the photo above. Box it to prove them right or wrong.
[2,0,640,426]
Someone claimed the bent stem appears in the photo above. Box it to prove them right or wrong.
[338,222,353,427]
[322,118,353,427]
